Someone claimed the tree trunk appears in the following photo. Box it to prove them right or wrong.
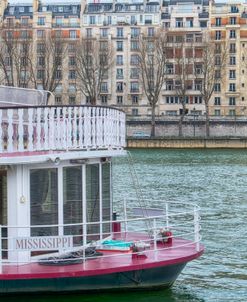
[205,103,210,137]
[178,104,186,137]
[151,103,156,137]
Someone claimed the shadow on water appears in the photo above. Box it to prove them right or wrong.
[0,287,205,302]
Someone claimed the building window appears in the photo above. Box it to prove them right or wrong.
[116,82,123,92]
[214,109,221,116]
[229,83,236,92]
[116,68,123,79]
[242,83,245,88]
[229,56,236,65]
[229,97,236,105]
[100,28,108,38]
[229,30,236,39]
[86,28,92,37]
[147,27,154,37]
[37,69,45,80]
[215,56,221,65]
[229,43,236,53]
[37,17,45,26]
[186,18,193,27]
[214,83,221,92]
[130,82,139,93]
[215,70,221,79]
[37,30,45,38]
[37,56,45,66]
[68,70,76,80]
[166,80,173,91]
[117,96,123,104]
[100,82,108,93]
[69,57,76,66]
[89,16,96,25]
[69,96,76,104]
[116,55,123,65]
[195,81,202,91]
[132,95,138,104]
[101,95,108,104]
[176,18,183,28]
[229,70,236,79]
[55,96,62,104]
[131,27,140,38]
[130,68,139,79]
[215,31,221,40]
[130,54,139,65]
[215,18,221,26]
[230,17,236,25]
[55,70,62,80]
[166,64,174,74]
[131,41,139,51]
[116,41,123,51]
[230,6,238,13]
[229,109,236,116]
[214,97,221,105]
[132,108,138,116]
[117,27,123,38]
[69,30,77,39]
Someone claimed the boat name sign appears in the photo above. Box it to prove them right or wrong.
[14,236,73,251]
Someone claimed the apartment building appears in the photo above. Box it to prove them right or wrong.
[0,0,247,118]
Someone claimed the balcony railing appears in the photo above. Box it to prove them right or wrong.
[0,105,125,154]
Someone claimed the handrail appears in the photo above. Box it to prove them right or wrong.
[0,105,126,154]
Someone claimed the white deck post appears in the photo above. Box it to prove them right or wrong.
[165,203,169,229]
[194,206,200,252]
[123,198,128,234]
[153,218,157,261]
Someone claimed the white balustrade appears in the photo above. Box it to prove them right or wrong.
[0,106,125,154]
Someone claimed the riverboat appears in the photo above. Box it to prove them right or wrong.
[0,86,204,294]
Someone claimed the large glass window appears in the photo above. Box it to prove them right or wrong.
[63,166,82,245]
[30,168,58,237]
[102,163,111,234]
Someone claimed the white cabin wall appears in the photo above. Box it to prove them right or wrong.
[7,165,30,263]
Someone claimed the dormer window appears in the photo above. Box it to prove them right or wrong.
[19,7,24,13]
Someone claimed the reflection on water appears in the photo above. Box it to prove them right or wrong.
[2,149,247,302]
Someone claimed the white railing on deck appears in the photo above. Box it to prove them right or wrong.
[0,201,202,265]
[0,105,126,153]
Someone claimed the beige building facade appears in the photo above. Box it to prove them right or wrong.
[0,0,247,119]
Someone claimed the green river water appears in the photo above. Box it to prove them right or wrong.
[3,149,247,302]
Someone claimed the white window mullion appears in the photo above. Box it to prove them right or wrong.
[99,163,103,241]
[58,166,63,237]
[82,164,87,246]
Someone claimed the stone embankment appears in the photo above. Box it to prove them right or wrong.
[127,137,247,149]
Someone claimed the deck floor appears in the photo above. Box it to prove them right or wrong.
[0,233,204,280]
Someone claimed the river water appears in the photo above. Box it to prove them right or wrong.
[4,149,247,302]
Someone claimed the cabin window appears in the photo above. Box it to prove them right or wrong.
[30,169,58,237]
[102,163,111,234]
[63,166,82,244]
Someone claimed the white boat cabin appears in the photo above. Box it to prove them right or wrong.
[0,86,126,264]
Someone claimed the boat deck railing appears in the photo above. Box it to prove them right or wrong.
[0,105,125,155]
[0,202,202,266]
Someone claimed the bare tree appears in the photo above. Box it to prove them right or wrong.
[31,31,67,98]
[0,25,34,87]
[75,37,114,105]
[173,37,194,136]
[137,31,168,137]
[194,33,227,137]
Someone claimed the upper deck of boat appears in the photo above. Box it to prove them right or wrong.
[0,105,126,164]
[0,233,204,280]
